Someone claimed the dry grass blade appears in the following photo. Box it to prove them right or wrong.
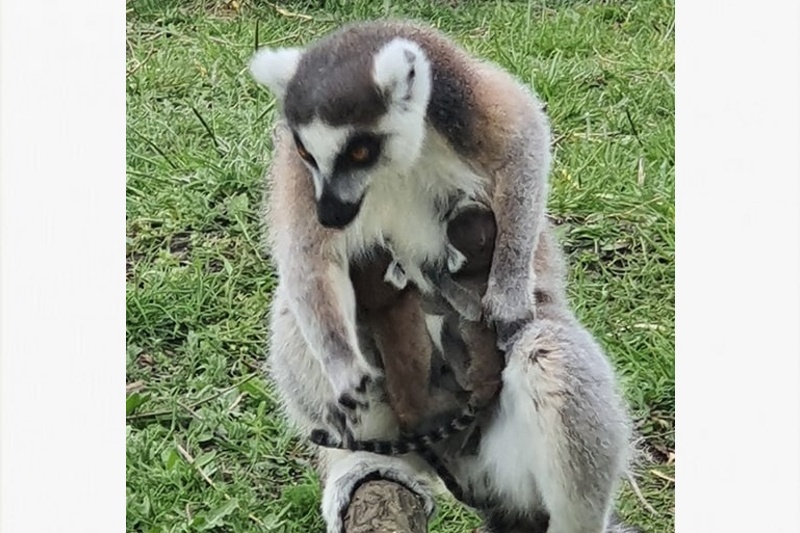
[126,380,145,393]
[176,440,218,489]
[626,472,659,516]
[127,49,155,78]
[650,470,675,484]
[637,157,645,186]
[227,392,246,413]
[268,2,312,21]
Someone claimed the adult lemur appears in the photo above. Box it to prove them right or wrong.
[252,20,635,533]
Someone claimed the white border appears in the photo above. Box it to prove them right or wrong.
[676,0,800,531]
[0,1,798,532]
[1,0,125,531]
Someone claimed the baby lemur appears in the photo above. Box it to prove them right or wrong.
[312,202,503,456]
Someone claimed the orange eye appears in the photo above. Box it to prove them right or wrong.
[350,146,369,162]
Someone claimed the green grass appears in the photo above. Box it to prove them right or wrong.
[126,1,675,531]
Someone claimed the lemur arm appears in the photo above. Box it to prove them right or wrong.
[278,252,372,402]
[267,125,376,410]
[483,97,551,347]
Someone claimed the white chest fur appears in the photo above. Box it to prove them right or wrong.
[343,129,486,288]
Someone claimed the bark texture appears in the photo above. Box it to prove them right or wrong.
[343,479,428,533]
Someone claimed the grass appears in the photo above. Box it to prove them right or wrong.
[126,1,675,531]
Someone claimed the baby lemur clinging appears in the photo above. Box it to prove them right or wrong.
[312,202,504,455]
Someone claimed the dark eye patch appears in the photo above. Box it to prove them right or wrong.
[333,132,384,174]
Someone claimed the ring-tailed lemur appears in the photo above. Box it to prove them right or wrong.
[253,20,637,533]
[251,19,549,435]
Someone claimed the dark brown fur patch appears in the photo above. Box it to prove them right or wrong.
[350,249,434,431]
[448,206,497,278]
[349,248,400,312]
[534,289,552,305]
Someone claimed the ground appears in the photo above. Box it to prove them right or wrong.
[126,1,675,531]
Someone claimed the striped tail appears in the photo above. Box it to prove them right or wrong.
[417,446,478,508]
[309,405,477,455]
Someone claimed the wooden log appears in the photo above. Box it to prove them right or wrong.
[343,479,428,533]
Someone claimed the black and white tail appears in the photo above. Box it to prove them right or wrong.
[309,404,477,455]
[309,405,480,508]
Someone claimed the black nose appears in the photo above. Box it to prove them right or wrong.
[317,190,363,229]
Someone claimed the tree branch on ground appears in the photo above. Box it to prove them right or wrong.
[343,479,428,533]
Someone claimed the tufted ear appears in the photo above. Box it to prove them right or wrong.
[249,47,303,101]
[372,38,432,111]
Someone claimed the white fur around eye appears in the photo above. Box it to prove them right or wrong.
[249,47,303,99]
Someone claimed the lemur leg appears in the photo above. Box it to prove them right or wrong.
[371,289,435,430]
[476,318,630,533]
[459,321,504,410]
[350,249,437,432]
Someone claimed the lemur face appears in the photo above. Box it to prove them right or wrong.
[251,35,432,229]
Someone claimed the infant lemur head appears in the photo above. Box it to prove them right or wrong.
[250,24,433,229]
[448,205,497,280]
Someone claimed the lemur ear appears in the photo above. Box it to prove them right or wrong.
[372,38,431,110]
[249,47,303,101]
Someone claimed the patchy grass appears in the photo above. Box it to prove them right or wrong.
[126,1,674,531]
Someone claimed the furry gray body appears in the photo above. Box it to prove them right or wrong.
[253,20,637,533]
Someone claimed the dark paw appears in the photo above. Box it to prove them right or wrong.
[328,362,375,416]
[337,378,370,422]
[337,392,368,414]
[322,402,356,448]
[310,428,335,447]
[495,317,531,352]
